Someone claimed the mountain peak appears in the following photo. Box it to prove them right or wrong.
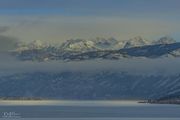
[92,37,118,49]
[124,36,151,48]
[155,36,176,44]
[60,39,97,52]
[129,36,149,43]
[130,36,145,41]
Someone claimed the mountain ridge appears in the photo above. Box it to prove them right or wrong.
[15,36,176,52]
[11,36,180,61]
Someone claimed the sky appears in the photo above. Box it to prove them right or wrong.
[0,0,180,47]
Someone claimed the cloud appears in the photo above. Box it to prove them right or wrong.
[17,16,48,27]
[0,54,180,76]
[5,16,180,43]
[0,26,10,33]
[0,26,18,52]
[0,35,18,52]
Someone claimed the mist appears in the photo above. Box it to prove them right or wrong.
[0,26,18,52]
[0,52,180,76]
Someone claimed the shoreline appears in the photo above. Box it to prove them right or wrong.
[0,100,141,106]
[138,100,180,105]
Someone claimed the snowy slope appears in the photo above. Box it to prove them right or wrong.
[60,39,99,52]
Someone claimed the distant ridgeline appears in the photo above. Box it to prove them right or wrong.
[0,72,180,100]
[11,36,180,61]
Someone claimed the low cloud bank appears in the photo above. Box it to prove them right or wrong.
[0,53,180,76]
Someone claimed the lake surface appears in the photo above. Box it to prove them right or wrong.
[0,100,180,120]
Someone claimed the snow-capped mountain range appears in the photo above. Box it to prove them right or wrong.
[15,36,176,51]
[12,36,180,61]
[2,36,180,100]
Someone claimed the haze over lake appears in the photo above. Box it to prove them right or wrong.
[0,100,180,120]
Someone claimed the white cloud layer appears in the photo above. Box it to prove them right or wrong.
[0,53,180,76]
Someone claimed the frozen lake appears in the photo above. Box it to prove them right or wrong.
[0,100,180,120]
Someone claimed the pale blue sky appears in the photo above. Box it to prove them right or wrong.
[0,0,180,18]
